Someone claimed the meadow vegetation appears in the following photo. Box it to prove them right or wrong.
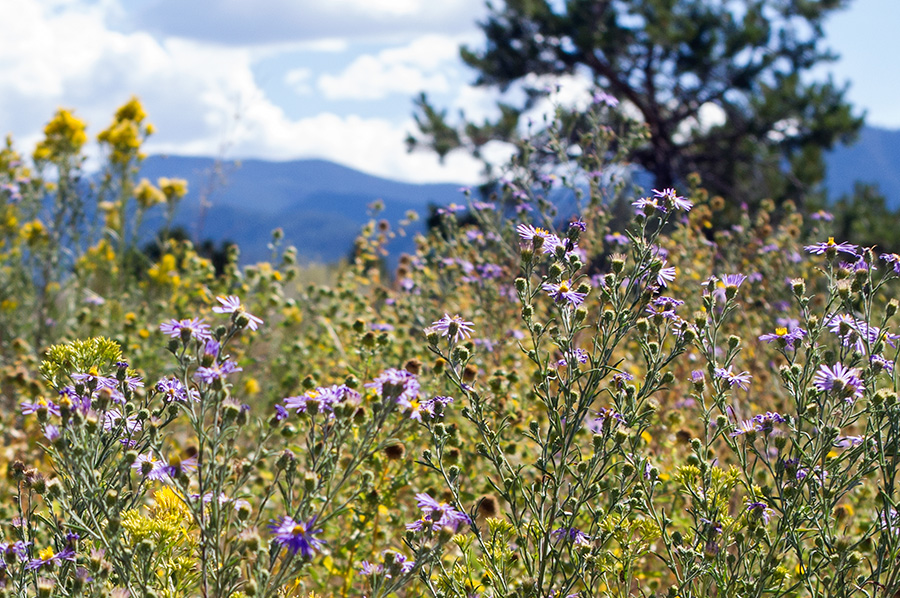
[0,96,898,598]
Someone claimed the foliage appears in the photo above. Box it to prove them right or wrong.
[409,0,863,208]
[0,97,899,598]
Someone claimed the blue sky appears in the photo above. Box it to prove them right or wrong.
[0,0,896,184]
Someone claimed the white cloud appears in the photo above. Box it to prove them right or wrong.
[316,35,462,100]
[284,68,313,96]
[0,0,495,185]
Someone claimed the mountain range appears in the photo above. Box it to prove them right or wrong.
[138,125,900,265]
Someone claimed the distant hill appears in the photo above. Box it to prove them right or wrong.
[824,125,900,208]
[138,126,900,264]
[138,157,463,264]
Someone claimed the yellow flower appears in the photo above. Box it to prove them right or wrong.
[33,108,88,161]
[244,377,260,396]
[158,177,188,201]
[134,178,166,209]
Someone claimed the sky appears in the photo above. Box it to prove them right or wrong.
[0,0,896,185]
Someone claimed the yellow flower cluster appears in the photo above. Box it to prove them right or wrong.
[33,108,88,162]
[134,178,166,209]
[97,96,153,165]
[158,177,188,201]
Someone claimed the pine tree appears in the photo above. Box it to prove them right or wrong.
[409,0,863,205]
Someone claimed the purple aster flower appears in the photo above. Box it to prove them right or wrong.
[881,252,900,273]
[804,237,858,256]
[721,274,747,289]
[543,280,587,306]
[587,407,625,433]
[419,395,453,418]
[213,295,264,331]
[26,546,75,570]
[133,454,197,483]
[269,516,325,559]
[159,318,213,342]
[746,502,774,524]
[516,223,562,253]
[194,359,242,385]
[751,412,786,435]
[21,398,61,417]
[604,232,629,246]
[103,409,142,435]
[870,354,894,373]
[156,377,200,403]
[408,493,471,532]
[43,424,60,442]
[652,187,693,211]
[655,262,677,287]
[359,560,383,576]
[552,527,591,545]
[812,363,864,401]
[71,372,119,391]
[430,314,475,343]
[809,209,834,221]
[365,369,420,409]
[592,90,619,107]
[714,367,752,390]
[835,435,864,448]
[758,326,806,349]
[632,196,665,214]
[283,385,359,415]
[569,220,586,232]
[558,348,589,367]
[730,420,759,437]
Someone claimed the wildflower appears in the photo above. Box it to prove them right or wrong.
[407,493,471,532]
[881,252,900,273]
[133,454,197,483]
[655,261,677,287]
[758,327,806,349]
[835,436,864,448]
[20,398,61,417]
[809,210,834,221]
[730,420,758,438]
[365,368,420,407]
[516,223,557,246]
[430,314,475,343]
[159,318,212,342]
[746,502,774,524]
[194,359,242,385]
[283,385,359,415]
[652,187,693,211]
[212,295,264,331]
[592,90,619,107]
[812,363,864,401]
[558,348,589,367]
[26,546,75,570]
[751,412,786,435]
[714,367,752,390]
[156,377,200,403]
[543,280,587,306]
[588,408,625,433]
[646,296,683,320]
[631,196,664,214]
[359,560,383,576]
[604,232,629,246]
[804,237,858,256]
[419,395,453,418]
[552,527,591,545]
[721,273,747,289]
[103,409,142,436]
[43,425,60,442]
[269,516,325,558]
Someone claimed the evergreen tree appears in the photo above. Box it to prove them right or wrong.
[409,0,863,205]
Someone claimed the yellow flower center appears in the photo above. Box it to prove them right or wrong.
[292,524,306,536]
[38,546,55,561]
[827,237,835,246]
[559,281,570,293]
[775,327,788,336]
[535,228,549,236]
